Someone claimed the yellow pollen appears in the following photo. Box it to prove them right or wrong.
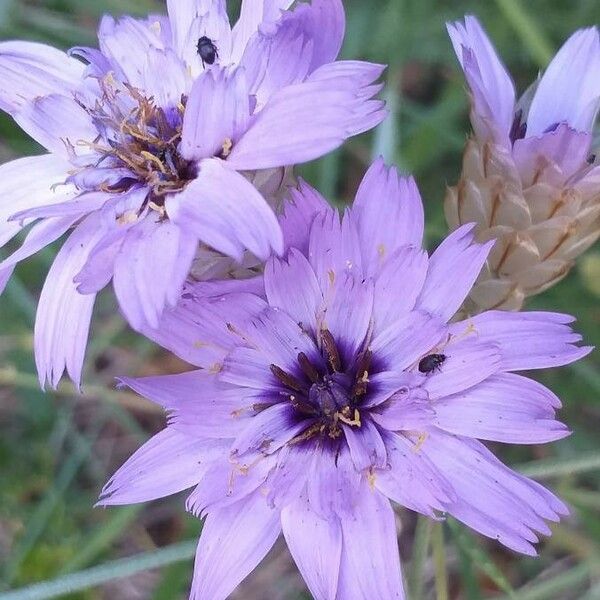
[367,469,377,490]
[148,201,167,217]
[337,408,361,428]
[208,362,223,374]
[117,211,138,225]
[222,138,233,157]
[412,432,429,453]
[377,243,386,258]
[328,269,335,284]
[140,151,167,174]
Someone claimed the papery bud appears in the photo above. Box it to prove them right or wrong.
[446,138,600,311]
[446,16,600,312]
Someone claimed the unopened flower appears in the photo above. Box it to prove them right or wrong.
[100,159,589,600]
[446,16,600,311]
[0,0,386,387]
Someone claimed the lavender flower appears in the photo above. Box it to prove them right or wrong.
[0,0,386,388]
[445,16,600,311]
[100,159,590,600]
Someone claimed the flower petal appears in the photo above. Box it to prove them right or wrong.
[231,0,294,63]
[0,40,85,112]
[450,310,592,370]
[420,431,568,555]
[140,291,267,368]
[0,216,77,272]
[416,224,493,322]
[264,248,323,336]
[166,159,283,261]
[280,179,330,254]
[337,486,405,600]
[180,67,250,161]
[34,214,103,389]
[372,246,429,332]
[354,158,425,275]
[118,371,250,438]
[190,492,281,600]
[239,0,345,106]
[447,16,515,145]
[370,310,447,372]
[98,428,223,506]
[13,94,97,158]
[167,0,232,76]
[113,219,197,330]
[433,373,569,444]
[0,154,75,248]
[527,27,600,136]
[375,431,454,517]
[227,61,386,170]
[421,338,503,399]
[281,494,343,600]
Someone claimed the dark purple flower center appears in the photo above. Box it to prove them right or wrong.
[270,329,373,442]
[78,79,197,209]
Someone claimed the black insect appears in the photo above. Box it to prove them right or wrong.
[418,353,446,374]
[197,36,218,67]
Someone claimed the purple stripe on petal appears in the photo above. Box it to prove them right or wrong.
[140,291,267,369]
[186,453,275,516]
[113,219,197,330]
[227,61,386,170]
[446,16,515,146]
[231,402,312,457]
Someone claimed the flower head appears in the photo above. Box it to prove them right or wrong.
[446,16,600,310]
[100,159,590,600]
[0,0,386,387]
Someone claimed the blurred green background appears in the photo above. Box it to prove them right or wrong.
[0,0,599,598]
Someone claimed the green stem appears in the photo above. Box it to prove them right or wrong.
[432,522,449,600]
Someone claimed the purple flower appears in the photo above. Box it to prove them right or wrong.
[447,16,600,184]
[0,0,386,388]
[100,159,591,600]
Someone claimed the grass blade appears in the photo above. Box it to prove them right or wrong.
[0,541,197,600]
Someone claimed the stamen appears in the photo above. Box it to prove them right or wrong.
[270,364,306,392]
[321,329,341,372]
[297,352,320,383]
